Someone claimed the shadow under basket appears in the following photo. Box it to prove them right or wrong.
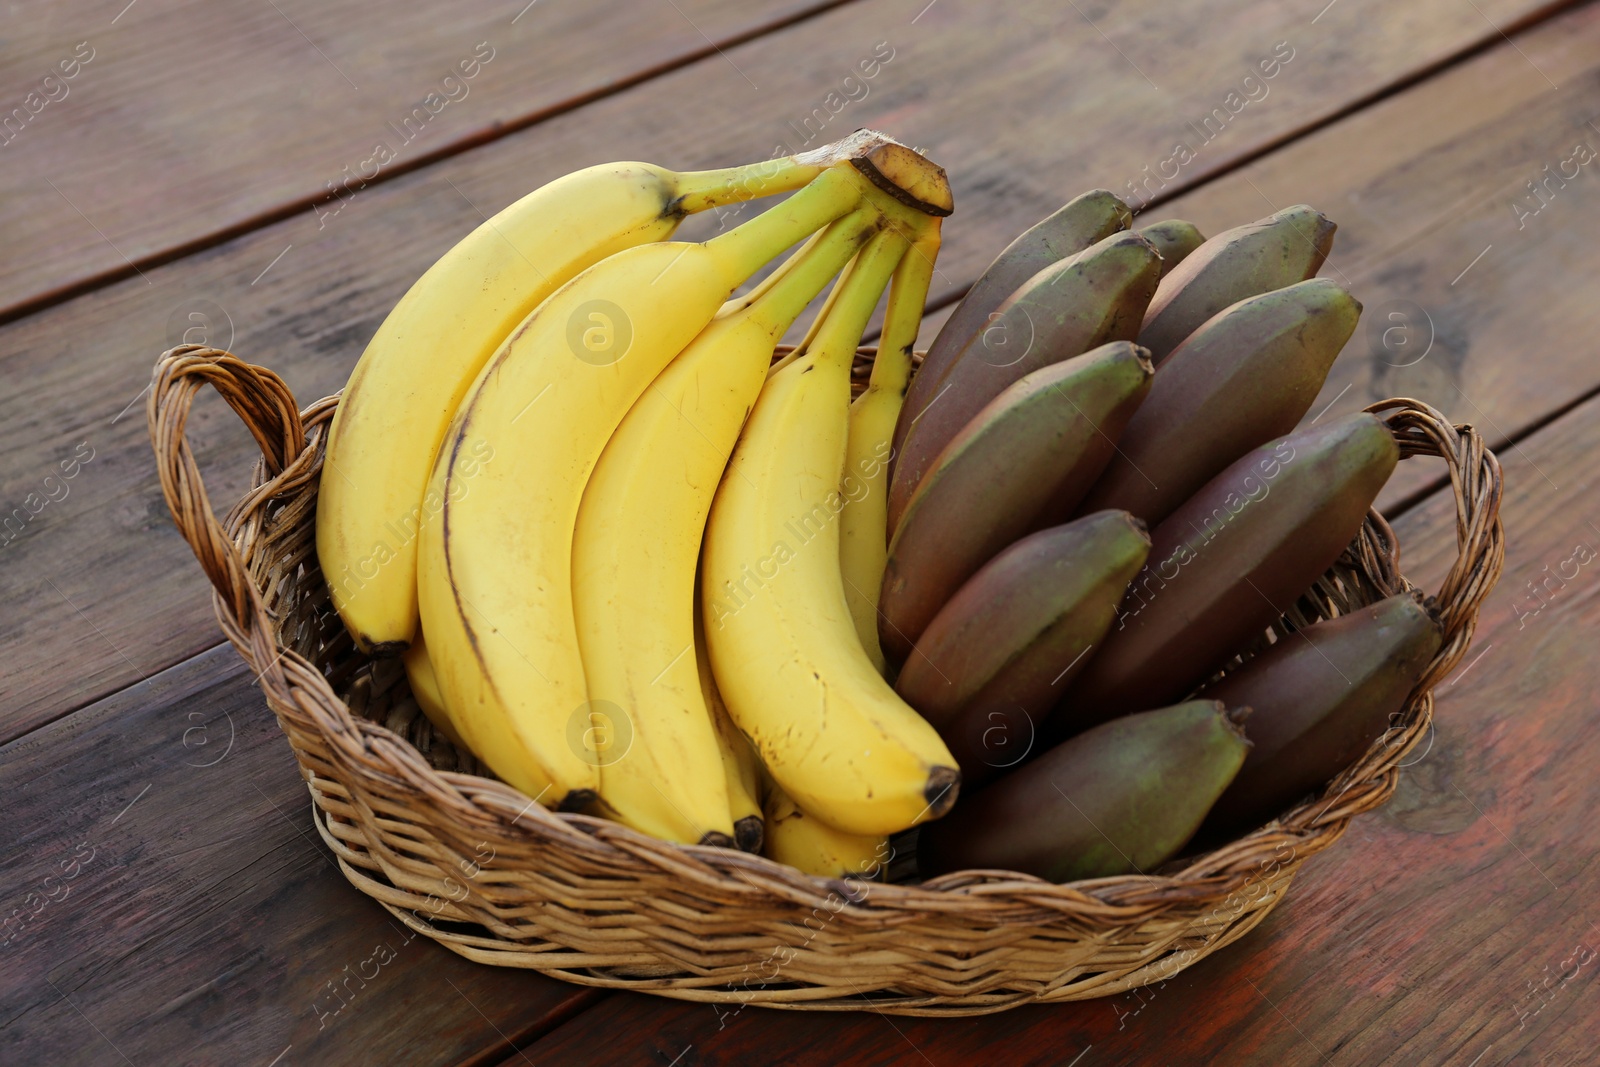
[148,343,1504,1016]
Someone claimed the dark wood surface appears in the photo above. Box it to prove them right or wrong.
[0,646,601,1066]
[0,0,842,321]
[3,1,1597,1064]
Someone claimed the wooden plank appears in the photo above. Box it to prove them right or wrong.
[0,0,845,321]
[0,644,602,1066]
[0,0,1578,738]
[518,355,1600,1064]
[1145,2,1600,511]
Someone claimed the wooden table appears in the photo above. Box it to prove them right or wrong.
[4,1,1597,1062]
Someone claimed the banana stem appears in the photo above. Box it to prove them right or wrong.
[809,228,910,370]
[838,219,938,672]
[671,130,901,213]
[866,220,941,396]
[673,157,824,214]
[743,208,880,339]
[703,166,861,291]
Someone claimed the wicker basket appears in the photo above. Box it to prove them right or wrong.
[148,343,1502,1016]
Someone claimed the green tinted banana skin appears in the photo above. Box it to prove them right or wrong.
[1058,412,1400,730]
[1199,590,1442,835]
[896,511,1151,785]
[895,190,1131,478]
[918,700,1250,881]
[1079,278,1361,524]
[1138,205,1335,365]
[888,231,1163,534]
[878,343,1154,664]
[1139,219,1206,278]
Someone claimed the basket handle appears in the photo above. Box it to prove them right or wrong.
[147,345,307,659]
[1365,396,1505,691]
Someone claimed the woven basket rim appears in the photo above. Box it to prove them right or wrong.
[146,342,1505,1008]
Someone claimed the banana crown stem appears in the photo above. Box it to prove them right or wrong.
[672,155,826,214]
[671,129,904,213]
[703,165,862,291]
[867,221,941,394]
[809,228,910,370]
[743,207,880,339]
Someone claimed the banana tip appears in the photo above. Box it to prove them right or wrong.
[733,816,765,854]
[1223,703,1254,736]
[1410,588,1446,631]
[1124,230,1159,254]
[556,788,598,813]
[924,766,961,818]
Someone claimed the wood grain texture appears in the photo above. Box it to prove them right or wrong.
[0,0,846,321]
[0,644,601,1066]
[1147,0,1600,512]
[516,369,1600,1066]
[0,0,1574,743]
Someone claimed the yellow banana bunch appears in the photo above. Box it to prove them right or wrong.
[418,166,868,808]
[571,205,881,844]
[318,132,955,874]
[319,137,892,654]
[700,228,961,837]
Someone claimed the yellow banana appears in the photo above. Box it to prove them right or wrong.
[418,166,867,808]
[696,590,765,853]
[572,206,879,844]
[701,228,961,836]
[318,139,888,654]
[840,218,941,673]
[763,784,889,880]
[401,629,466,749]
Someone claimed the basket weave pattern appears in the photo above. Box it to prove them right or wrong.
[148,344,1503,1015]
